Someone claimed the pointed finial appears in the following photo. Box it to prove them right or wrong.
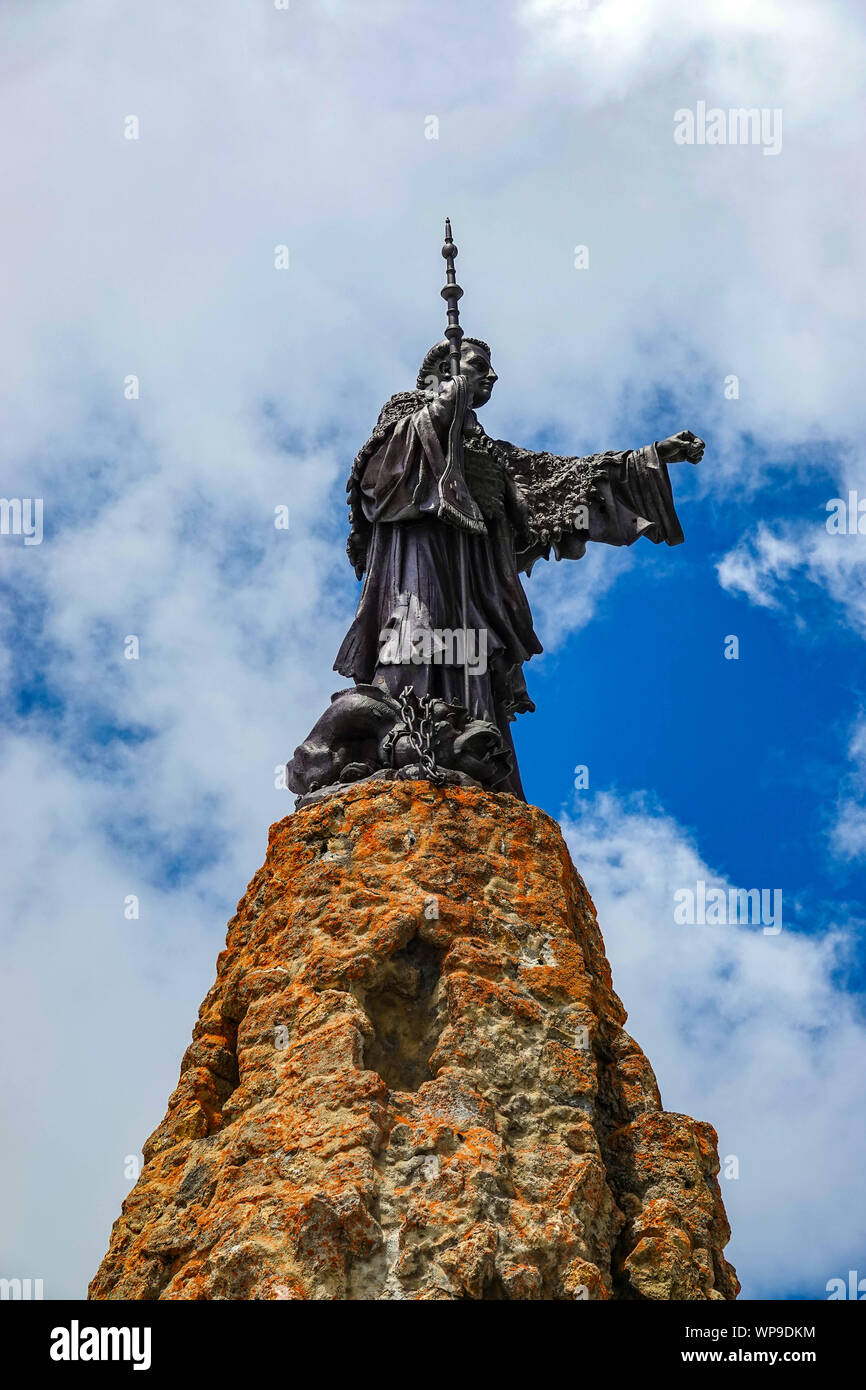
[443,217,458,260]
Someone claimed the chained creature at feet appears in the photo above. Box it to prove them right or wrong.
[287,220,703,805]
[287,685,513,808]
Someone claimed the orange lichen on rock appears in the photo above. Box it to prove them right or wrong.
[89,780,738,1301]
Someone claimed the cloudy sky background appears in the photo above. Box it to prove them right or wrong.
[1,0,864,1299]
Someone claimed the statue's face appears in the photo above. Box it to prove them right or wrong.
[459,344,498,407]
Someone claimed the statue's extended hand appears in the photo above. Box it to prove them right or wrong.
[656,430,705,465]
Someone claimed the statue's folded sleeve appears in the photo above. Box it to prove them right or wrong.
[619,443,685,547]
[499,438,685,575]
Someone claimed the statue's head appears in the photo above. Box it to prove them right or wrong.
[416,337,498,408]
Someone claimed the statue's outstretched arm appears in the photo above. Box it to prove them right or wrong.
[497,430,702,575]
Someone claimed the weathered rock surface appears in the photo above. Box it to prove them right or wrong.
[90,781,738,1300]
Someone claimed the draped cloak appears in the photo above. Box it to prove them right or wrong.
[334,389,685,798]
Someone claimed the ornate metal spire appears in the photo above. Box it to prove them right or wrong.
[441,217,464,380]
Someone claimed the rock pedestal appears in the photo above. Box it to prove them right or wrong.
[90,781,738,1300]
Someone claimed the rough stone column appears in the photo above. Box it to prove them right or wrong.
[90,781,738,1301]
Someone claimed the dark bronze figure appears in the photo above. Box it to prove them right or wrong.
[288,221,703,804]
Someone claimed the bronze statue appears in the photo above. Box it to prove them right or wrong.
[288,222,703,803]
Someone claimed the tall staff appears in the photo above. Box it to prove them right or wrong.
[438,219,483,711]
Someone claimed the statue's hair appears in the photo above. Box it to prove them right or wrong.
[416,337,492,391]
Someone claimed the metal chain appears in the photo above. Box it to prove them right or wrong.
[396,687,447,784]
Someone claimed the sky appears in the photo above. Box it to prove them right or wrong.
[1,0,864,1301]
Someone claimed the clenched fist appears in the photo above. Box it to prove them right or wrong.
[656,430,705,465]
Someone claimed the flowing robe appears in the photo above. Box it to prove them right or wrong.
[335,389,685,798]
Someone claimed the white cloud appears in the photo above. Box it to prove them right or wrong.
[718,515,866,633]
[716,522,803,611]
[717,510,866,862]
[527,542,633,650]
